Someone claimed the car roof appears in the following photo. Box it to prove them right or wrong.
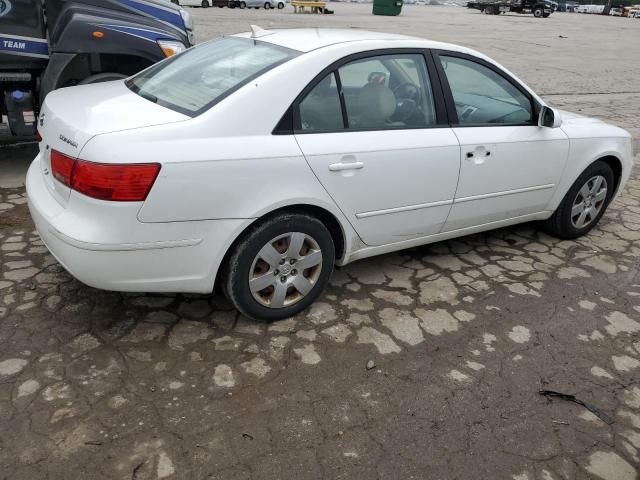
[231,28,465,54]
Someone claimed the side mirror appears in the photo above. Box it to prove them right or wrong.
[538,106,562,128]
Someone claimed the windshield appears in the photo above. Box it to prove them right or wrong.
[127,37,297,116]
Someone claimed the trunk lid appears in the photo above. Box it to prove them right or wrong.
[38,80,189,207]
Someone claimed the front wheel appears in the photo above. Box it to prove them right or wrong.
[239,1,246,7]
[277,1,285,7]
[201,0,210,6]
[533,7,544,17]
[483,5,494,14]
[264,1,271,7]
[542,161,614,239]
[223,213,335,321]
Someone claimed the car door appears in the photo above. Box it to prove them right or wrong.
[433,51,570,232]
[293,51,461,247]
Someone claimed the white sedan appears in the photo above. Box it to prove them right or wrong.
[27,28,633,321]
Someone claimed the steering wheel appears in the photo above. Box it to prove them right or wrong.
[392,82,422,123]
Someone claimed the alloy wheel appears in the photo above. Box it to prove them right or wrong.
[571,175,608,229]
[249,232,323,308]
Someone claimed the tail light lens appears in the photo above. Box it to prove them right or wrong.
[50,150,161,202]
[51,150,75,187]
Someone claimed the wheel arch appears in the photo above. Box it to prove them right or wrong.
[598,154,623,196]
[549,150,626,213]
[213,203,349,292]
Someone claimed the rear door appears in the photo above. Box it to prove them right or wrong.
[293,50,461,247]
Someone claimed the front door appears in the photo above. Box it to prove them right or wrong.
[294,52,461,246]
[434,52,569,232]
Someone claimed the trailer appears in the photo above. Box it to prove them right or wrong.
[467,0,554,17]
[0,0,194,141]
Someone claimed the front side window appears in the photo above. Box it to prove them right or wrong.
[338,54,436,129]
[127,37,297,116]
[439,55,532,125]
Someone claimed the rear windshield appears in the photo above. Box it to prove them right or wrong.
[126,37,297,116]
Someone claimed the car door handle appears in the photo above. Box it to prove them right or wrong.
[328,161,364,172]
[466,151,491,158]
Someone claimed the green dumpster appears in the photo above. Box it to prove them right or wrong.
[373,0,403,16]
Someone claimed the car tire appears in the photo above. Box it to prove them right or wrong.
[278,1,285,7]
[484,5,494,14]
[202,0,210,6]
[223,213,335,322]
[264,1,271,7]
[239,1,246,7]
[171,0,179,4]
[533,7,544,17]
[542,160,615,239]
[78,73,127,85]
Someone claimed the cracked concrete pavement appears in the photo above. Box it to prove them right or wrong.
[1,5,640,479]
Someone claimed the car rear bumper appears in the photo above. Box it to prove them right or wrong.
[26,154,251,293]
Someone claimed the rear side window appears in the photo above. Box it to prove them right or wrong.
[127,37,297,116]
[299,72,344,131]
[338,54,436,129]
[439,55,532,125]
[296,53,437,133]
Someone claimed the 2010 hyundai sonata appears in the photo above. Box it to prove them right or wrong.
[27,27,633,321]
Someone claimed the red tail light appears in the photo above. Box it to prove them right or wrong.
[72,160,161,201]
[51,150,75,187]
[50,150,161,202]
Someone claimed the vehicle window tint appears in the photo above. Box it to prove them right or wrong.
[299,72,344,132]
[440,55,532,125]
[337,54,436,129]
[126,37,296,116]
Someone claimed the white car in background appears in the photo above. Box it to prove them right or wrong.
[27,28,633,321]
[236,0,287,8]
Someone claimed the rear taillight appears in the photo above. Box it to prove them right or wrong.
[49,150,161,202]
[72,160,161,201]
[51,150,75,187]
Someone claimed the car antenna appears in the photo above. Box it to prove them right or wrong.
[250,25,272,39]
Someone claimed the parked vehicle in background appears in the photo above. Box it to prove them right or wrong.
[234,0,287,8]
[624,6,640,17]
[574,4,604,13]
[172,0,231,7]
[0,0,193,141]
[557,1,579,12]
[609,7,623,15]
[467,0,554,17]
[27,28,632,321]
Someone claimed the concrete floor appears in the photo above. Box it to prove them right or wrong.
[1,5,640,480]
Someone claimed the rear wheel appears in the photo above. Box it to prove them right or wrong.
[239,1,246,7]
[223,213,335,321]
[484,5,495,14]
[533,7,544,17]
[264,1,271,7]
[277,1,285,7]
[543,161,614,239]
[201,0,210,6]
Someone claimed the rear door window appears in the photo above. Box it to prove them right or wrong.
[338,54,436,129]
